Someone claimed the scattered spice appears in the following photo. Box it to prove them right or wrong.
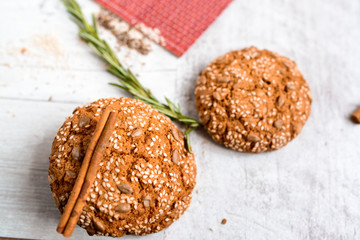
[97,10,152,55]
[221,218,227,225]
[135,22,166,46]
[351,107,360,123]
[33,34,64,56]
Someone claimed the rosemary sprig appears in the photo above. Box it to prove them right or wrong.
[61,0,200,151]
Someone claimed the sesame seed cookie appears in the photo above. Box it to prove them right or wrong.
[194,47,312,153]
[49,97,196,237]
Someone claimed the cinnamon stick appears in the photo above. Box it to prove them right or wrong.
[56,107,118,237]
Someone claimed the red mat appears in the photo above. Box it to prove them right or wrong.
[95,0,233,56]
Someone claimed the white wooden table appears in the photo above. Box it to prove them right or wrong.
[1,0,360,239]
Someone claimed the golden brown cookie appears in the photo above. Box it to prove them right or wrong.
[49,97,196,237]
[194,47,312,153]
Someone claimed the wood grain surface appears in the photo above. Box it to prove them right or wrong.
[0,0,360,239]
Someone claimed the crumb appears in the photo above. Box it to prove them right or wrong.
[209,228,214,232]
[325,141,328,146]
[221,218,227,225]
[48,96,53,101]
[34,133,39,138]
[195,190,199,194]
[12,114,16,118]
[186,97,191,101]
[351,107,360,123]
[202,141,208,145]
[4,63,10,67]
[20,48,27,54]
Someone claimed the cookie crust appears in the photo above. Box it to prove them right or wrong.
[194,47,312,153]
[49,97,196,236]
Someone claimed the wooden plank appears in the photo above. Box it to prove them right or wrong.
[0,65,177,104]
[1,0,360,239]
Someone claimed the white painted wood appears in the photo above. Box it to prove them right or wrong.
[1,0,360,239]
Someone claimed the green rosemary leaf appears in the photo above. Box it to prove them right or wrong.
[61,0,201,152]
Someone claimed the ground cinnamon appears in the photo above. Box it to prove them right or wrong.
[56,107,118,237]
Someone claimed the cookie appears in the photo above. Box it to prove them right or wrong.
[49,97,196,237]
[194,47,312,153]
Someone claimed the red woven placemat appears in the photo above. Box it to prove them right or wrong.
[95,0,233,56]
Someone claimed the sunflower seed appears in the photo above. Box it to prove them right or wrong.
[213,92,221,101]
[217,77,230,83]
[79,115,90,128]
[247,134,260,142]
[171,127,180,141]
[274,119,283,129]
[200,114,210,125]
[131,129,142,137]
[172,149,179,164]
[198,76,207,84]
[217,55,228,64]
[48,174,55,183]
[263,107,268,115]
[71,147,81,161]
[86,227,96,236]
[293,123,303,135]
[93,218,105,232]
[277,95,285,107]
[117,184,133,194]
[66,170,77,179]
[286,83,296,91]
[283,61,293,69]
[115,203,131,213]
[52,193,60,207]
[144,195,151,208]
